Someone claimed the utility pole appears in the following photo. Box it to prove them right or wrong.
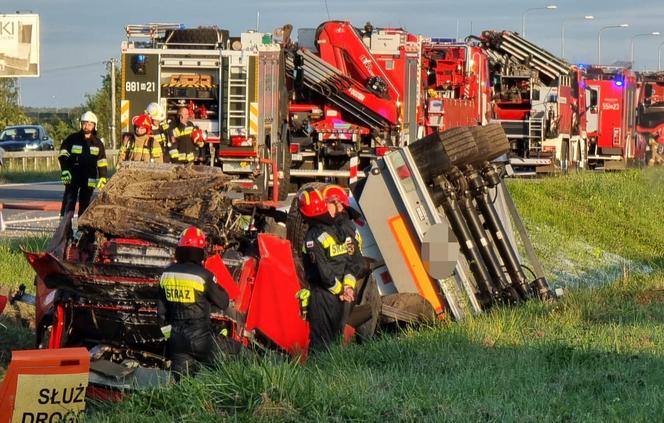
[109,58,117,150]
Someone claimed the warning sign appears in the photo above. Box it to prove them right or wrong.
[11,373,88,423]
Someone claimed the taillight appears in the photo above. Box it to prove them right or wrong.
[290,144,300,153]
[396,164,411,179]
[231,136,253,147]
[375,146,390,156]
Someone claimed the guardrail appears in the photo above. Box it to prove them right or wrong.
[0,150,120,171]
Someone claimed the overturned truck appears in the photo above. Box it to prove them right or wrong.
[24,124,553,392]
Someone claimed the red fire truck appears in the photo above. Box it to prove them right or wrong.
[636,71,664,164]
[286,21,490,181]
[581,66,642,169]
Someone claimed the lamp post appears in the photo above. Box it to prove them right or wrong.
[658,40,664,70]
[630,32,661,67]
[561,15,594,59]
[522,5,557,38]
[597,24,629,65]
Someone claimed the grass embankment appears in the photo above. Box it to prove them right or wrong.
[0,237,49,375]
[0,169,61,184]
[3,169,664,421]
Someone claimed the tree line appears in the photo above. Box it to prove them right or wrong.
[0,68,121,147]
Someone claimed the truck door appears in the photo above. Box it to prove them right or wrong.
[585,86,600,134]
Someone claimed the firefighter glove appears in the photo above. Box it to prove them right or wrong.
[97,177,107,190]
[296,288,311,319]
[160,324,172,340]
[60,170,72,185]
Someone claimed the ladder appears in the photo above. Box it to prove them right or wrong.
[226,54,250,136]
[528,117,544,151]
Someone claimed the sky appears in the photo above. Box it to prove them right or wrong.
[4,0,664,107]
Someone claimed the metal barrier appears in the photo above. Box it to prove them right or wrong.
[0,150,119,171]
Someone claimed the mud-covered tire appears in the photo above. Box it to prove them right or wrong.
[380,293,436,325]
[164,28,228,48]
[469,123,510,165]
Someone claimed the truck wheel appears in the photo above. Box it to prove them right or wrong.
[409,127,476,182]
[469,123,511,164]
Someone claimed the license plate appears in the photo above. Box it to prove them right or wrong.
[291,153,303,161]
[222,162,252,173]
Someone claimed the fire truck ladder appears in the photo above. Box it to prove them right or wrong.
[286,49,391,131]
[483,31,570,82]
[226,55,250,136]
[528,115,544,150]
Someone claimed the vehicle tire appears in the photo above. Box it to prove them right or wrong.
[409,127,476,182]
[164,28,228,49]
[469,123,510,164]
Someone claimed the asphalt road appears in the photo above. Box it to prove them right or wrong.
[0,181,63,237]
[0,181,63,203]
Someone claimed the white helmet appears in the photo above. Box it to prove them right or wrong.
[145,102,166,121]
[80,111,98,127]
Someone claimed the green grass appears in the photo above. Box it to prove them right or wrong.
[0,237,46,376]
[0,169,61,184]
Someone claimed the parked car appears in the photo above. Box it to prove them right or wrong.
[0,125,55,152]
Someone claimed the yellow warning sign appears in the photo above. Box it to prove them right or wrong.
[120,100,130,133]
[12,373,88,423]
[249,102,258,136]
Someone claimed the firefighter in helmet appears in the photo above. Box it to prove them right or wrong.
[119,114,154,162]
[58,111,108,218]
[157,226,229,379]
[169,106,204,164]
[145,102,171,163]
[299,186,356,350]
[321,184,368,279]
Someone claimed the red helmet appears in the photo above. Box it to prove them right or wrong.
[298,186,328,217]
[322,184,350,208]
[132,114,152,134]
[178,226,207,249]
[192,128,204,143]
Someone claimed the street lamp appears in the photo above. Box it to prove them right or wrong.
[522,5,557,38]
[561,15,594,59]
[597,24,629,65]
[658,40,664,70]
[630,31,661,67]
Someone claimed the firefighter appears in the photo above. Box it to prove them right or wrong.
[157,226,230,379]
[119,114,153,162]
[169,106,204,164]
[299,186,356,350]
[321,184,367,280]
[58,111,108,218]
[145,102,172,163]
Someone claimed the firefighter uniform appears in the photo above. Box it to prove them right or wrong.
[152,121,171,162]
[119,133,153,162]
[58,130,107,216]
[170,121,202,164]
[158,260,229,376]
[303,222,357,349]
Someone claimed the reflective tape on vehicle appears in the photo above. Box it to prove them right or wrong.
[121,100,130,133]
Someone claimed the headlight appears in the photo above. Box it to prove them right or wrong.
[24,143,40,150]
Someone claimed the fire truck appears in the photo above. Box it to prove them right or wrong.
[286,21,490,181]
[120,24,291,199]
[581,66,642,169]
[478,30,583,173]
[636,71,664,165]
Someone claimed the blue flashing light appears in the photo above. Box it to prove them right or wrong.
[576,63,588,69]
[613,74,624,87]
[136,54,145,63]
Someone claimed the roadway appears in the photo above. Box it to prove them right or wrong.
[0,181,63,237]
